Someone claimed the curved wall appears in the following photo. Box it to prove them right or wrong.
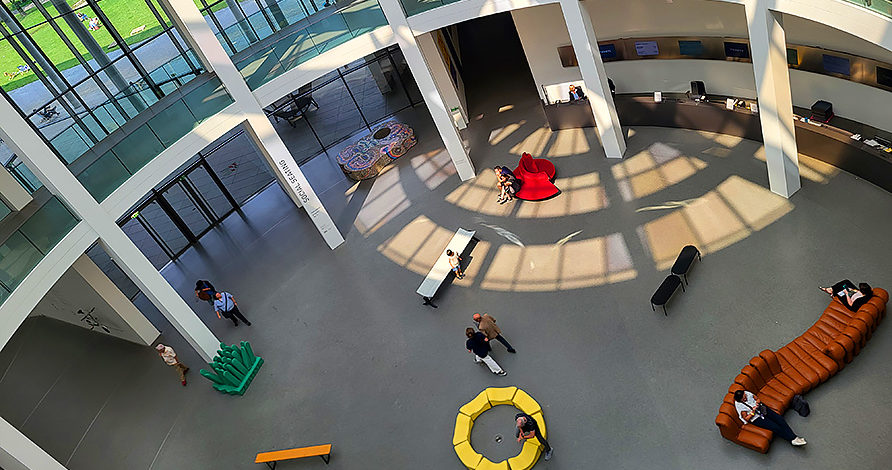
[512,0,892,131]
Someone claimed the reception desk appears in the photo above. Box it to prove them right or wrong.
[541,94,892,193]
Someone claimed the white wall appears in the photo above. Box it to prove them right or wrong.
[30,266,146,344]
[511,1,892,131]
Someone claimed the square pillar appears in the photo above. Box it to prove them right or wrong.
[378,0,476,180]
[162,0,344,248]
[746,4,800,198]
[417,32,468,130]
[559,0,626,158]
[0,417,66,470]
[0,166,31,211]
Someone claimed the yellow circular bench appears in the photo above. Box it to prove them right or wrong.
[453,387,546,470]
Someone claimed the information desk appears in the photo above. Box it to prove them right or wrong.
[541,94,892,193]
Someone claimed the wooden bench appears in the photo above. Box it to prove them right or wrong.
[651,274,684,315]
[255,444,331,468]
[670,245,700,285]
[416,228,477,308]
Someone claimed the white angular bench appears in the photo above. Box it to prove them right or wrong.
[416,228,477,308]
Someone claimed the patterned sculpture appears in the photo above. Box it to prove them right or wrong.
[336,121,416,180]
[199,341,263,395]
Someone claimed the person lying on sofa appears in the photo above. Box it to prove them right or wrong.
[734,390,807,447]
[821,280,873,312]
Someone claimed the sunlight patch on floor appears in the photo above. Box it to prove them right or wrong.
[353,165,410,237]
[515,172,608,218]
[507,127,591,157]
[612,143,708,201]
[638,175,793,270]
[445,170,514,216]
[411,149,456,190]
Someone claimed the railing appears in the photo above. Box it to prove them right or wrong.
[232,0,388,89]
[843,0,892,18]
[399,0,460,16]
[0,197,79,306]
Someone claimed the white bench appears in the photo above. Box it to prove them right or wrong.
[416,228,477,308]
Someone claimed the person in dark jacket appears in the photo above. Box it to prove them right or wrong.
[465,328,506,376]
[821,280,873,312]
[516,412,553,460]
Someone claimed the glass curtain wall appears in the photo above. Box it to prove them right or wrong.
[0,0,203,168]
[266,46,422,163]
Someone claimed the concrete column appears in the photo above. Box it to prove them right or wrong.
[0,417,67,470]
[746,2,800,197]
[0,92,220,362]
[71,254,160,345]
[417,32,468,130]
[378,0,476,180]
[162,0,345,249]
[559,0,625,158]
[0,166,31,211]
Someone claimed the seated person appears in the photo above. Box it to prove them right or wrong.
[733,390,807,446]
[568,84,586,101]
[446,250,464,279]
[493,166,519,204]
[821,280,873,312]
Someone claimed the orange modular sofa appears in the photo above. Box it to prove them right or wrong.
[715,288,889,453]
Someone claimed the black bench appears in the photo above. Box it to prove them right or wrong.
[671,245,700,285]
[651,274,684,315]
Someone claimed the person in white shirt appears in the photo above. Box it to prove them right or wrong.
[733,390,806,446]
[155,344,189,386]
[446,250,464,279]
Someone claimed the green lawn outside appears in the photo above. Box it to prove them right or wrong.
[0,0,232,93]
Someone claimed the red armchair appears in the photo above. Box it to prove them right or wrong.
[513,153,558,200]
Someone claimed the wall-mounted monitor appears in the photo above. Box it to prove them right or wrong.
[787,48,799,66]
[678,40,703,57]
[877,66,892,87]
[599,44,617,60]
[557,45,577,68]
[724,42,750,59]
[822,54,850,76]
[635,40,659,57]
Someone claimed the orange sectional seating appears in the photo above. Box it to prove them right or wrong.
[513,152,558,201]
[716,288,888,453]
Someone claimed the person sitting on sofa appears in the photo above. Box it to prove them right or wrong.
[821,280,873,312]
[493,166,519,204]
[734,390,807,446]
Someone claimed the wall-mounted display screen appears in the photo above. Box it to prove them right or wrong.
[822,54,851,76]
[876,66,892,87]
[599,44,617,60]
[635,41,659,57]
[724,42,750,59]
[787,48,799,66]
[678,40,703,57]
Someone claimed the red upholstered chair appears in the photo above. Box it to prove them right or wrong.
[513,153,559,201]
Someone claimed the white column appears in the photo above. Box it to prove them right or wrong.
[72,254,160,345]
[559,0,626,158]
[0,95,220,363]
[378,0,476,180]
[0,166,31,211]
[0,417,67,470]
[162,0,344,249]
[746,2,800,197]
[417,32,468,130]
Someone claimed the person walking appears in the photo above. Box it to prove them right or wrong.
[214,291,251,327]
[195,279,216,304]
[516,412,553,460]
[156,343,189,386]
[473,313,516,353]
[466,328,506,376]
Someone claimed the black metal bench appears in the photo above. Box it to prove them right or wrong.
[671,245,700,285]
[651,274,684,315]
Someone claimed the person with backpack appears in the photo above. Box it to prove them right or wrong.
[195,279,216,304]
[214,291,251,327]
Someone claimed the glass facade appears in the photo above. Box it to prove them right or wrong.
[0,0,204,169]
[844,0,892,18]
[0,196,79,306]
[266,46,422,161]
[198,0,388,89]
[399,0,459,17]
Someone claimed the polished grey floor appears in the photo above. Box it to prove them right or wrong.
[3,15,892,470]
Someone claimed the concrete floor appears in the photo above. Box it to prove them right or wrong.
[3,12,892,470]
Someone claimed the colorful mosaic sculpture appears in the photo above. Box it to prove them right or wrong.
[199,341,263,395]
[336,121,417,180]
